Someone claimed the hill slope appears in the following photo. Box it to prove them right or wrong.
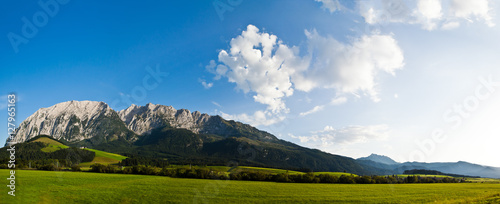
[358,154,398,165]
[28,135,69,152]
[0,135,128,168]
[93,126,374,174]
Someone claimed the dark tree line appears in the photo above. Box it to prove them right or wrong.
[403,169,479,178]
[87,164,466,184]
[118,156,170,167]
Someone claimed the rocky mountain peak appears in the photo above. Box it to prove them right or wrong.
[117,104,210,135]
[7,101,278,146]
[9,100,117,144]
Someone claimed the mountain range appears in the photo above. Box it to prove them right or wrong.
[6,100,500,178]
[357,154,500,178]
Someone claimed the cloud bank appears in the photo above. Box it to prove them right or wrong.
[208,25,404,126]
[317,0,495,30]
[290,124,390,147]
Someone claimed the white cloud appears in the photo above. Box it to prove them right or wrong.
[354,0,495,30]
[418,0,443,20]
[206,60,229,80]
[315,0,343,13]
[291,124,390,146]
[289,133,317,143]
[220,110,285,127]
[210,25,404,126]
[330,96,347,105]
[416,0,443,30]
[450,0,494,27]
[199,79,213,89]
[303,29,404,101]
[358,0,412,25]
[299,105,324,116]
[211,101,221,107]
[216,25,307,114]
[299,96,346,117]
[441,21,460,29]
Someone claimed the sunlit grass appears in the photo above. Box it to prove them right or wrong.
[2,169,499,204]
[79,149,127,167]
[29,137,69,152]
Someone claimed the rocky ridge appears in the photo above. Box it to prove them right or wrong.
[7,100,277,145]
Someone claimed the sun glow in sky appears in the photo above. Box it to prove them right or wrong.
[1,0,500,166]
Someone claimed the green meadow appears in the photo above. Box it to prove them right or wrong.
[79,149,127,168]
[1,169,499,203]
[164,165,354,176]
[29,137,69,153]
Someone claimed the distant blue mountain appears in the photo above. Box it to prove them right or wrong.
[357,154,500,178]
[358,154,398,165]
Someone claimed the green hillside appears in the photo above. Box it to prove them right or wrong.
[80,148,127,167]
[29,136,69,152]
[1,135,127,169]
[91,127,375,175]
[27,135,127,167]
[30,135,127,167]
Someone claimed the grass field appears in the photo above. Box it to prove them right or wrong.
[1,169,499,203]
[466,177,500,183]
[313,172,357,176]
[395,174,453,178]
[171,165,355,177]
[29,137,69,153]
[79,149,127,168]
[80,148,127,169]
[231,166,304,174]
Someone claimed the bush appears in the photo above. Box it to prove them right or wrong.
[38,163,61,171]
[122,167,133,174]
[90,164,121,173]
[338,175,355,184]
[318,174,339,183]
[71,164,81,171]
[273,173,290,182]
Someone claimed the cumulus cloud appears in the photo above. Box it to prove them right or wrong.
[290,124,390,146]
[210,24,403,126]
[416,0,443,30]
[449,0,494,27]
[303,29,404,102]
[315,0,343,13]
[352,0,495,30]
[216,25,308,114]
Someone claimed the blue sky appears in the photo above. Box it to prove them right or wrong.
[2,0,500,167]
